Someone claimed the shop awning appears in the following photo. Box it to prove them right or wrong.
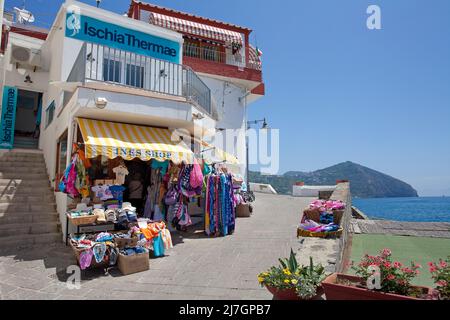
[149,12,243,45]
[199,140,240,165]
[77,118,194,164]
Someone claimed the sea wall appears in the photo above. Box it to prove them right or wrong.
[330,182,352,272]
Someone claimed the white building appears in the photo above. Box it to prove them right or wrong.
[0,0,264,243]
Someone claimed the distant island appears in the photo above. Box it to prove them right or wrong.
[250,161,418,198]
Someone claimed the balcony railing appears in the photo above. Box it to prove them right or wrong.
[183,43,262,71]
[69,42,212,115]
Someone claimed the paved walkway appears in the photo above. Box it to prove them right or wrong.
[0,194,339,300]
[351,219,450,238]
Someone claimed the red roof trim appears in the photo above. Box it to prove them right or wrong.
[10,26,48,41]
[128,0,251,35]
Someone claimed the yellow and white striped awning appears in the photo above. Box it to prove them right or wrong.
[77,118,194,164]
[199,140,240,165]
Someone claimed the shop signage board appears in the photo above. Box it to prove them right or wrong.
[0,86,18,149]
[65,12,180,63]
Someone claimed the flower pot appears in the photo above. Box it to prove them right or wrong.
[265,285,324,300]
[322,273,434,300]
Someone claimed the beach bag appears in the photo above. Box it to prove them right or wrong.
[189,160,203,189]
[164,186,179,206]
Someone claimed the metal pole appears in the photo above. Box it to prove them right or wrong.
[244,91,250,192]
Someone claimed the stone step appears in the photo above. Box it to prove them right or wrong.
[0,212,59,224]
[0,179,51,187]
[0,203,56,213]
[0,157,44,163]
[0,162,47,169]
[0,222,60,238]
[0,185,53,195]
[0,194,55,204]
[0,152,44,158]
[0,172,49,180]
[0,166,48,174]
[0,232,61,248]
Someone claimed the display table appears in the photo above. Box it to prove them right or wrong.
[65,214,115,245]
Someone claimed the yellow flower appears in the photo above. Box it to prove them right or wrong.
[283,269,292,276]
[291,279,298,285]
[258,277,264,283]
[284,279,290,284]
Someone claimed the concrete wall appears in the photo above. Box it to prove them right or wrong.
[293,185,337,197]
[329,182,352,272]
[249,183,277,194]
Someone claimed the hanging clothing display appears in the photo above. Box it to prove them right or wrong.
[204,172,236,237]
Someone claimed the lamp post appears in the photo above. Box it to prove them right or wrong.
[246,118,269,192]
[96,0,101,8]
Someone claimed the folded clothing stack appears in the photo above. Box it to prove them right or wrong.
[298,219,340,233]
[309,199,346,211]
[120,246,149,256]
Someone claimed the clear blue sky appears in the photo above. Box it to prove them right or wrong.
[5,0,450,196]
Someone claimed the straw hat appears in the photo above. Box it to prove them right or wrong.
[121,202,136,211]
[93,208,106,222]
[76,203,88,211]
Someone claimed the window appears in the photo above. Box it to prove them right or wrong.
[45,100,55,128]
[55,130,68,191]
[103,58,121,83]
[126,63,144,88]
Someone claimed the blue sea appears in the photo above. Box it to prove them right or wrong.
[352,197,450,222]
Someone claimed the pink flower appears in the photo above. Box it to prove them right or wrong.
[383,262,391,268]
[381,248,392,257]
[439,261,448,268]
[428,262,435,267]
[429,266,437,273]
[386,274,395,281]
[393,262,403,269]
[437,280,448,287]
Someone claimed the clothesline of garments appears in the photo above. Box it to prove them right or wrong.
[204,172,236,237]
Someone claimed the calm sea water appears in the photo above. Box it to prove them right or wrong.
[352,197,450,222]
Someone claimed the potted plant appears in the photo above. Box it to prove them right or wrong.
[428,256,450,300]
[258,249,326,300]
[322,248,433,300]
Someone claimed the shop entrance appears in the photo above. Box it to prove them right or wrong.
[13,89,42,149]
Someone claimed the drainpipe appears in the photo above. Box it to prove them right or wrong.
[0,0,4,47]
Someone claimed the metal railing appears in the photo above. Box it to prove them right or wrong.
[183,42,262,71]
[78,42,211,115]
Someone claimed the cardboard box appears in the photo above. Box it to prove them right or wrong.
[117,253,149,275]
[236,203,252,218]
[114,237,138,249]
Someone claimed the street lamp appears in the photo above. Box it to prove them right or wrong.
[246,118,269,192]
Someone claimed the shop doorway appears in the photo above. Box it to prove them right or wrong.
[13,89,42,149]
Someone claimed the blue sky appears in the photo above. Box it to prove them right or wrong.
[5,0,450,196]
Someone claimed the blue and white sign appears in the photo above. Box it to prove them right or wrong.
[65,12,180,63]
[0,86,18,149]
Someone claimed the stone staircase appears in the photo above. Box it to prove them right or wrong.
[0,150,61,249]
[13,136,39,149]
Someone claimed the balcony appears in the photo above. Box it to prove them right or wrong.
[65,42,212,116]
[182,42,263,84]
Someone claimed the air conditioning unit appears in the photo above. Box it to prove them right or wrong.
[10,45,42,70]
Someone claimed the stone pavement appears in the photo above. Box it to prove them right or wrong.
[0,194,339,300]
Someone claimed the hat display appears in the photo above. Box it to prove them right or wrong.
[105,209,116,223]
[76,203,88,211]
[121,202,136,211]
[93,208,106,222]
